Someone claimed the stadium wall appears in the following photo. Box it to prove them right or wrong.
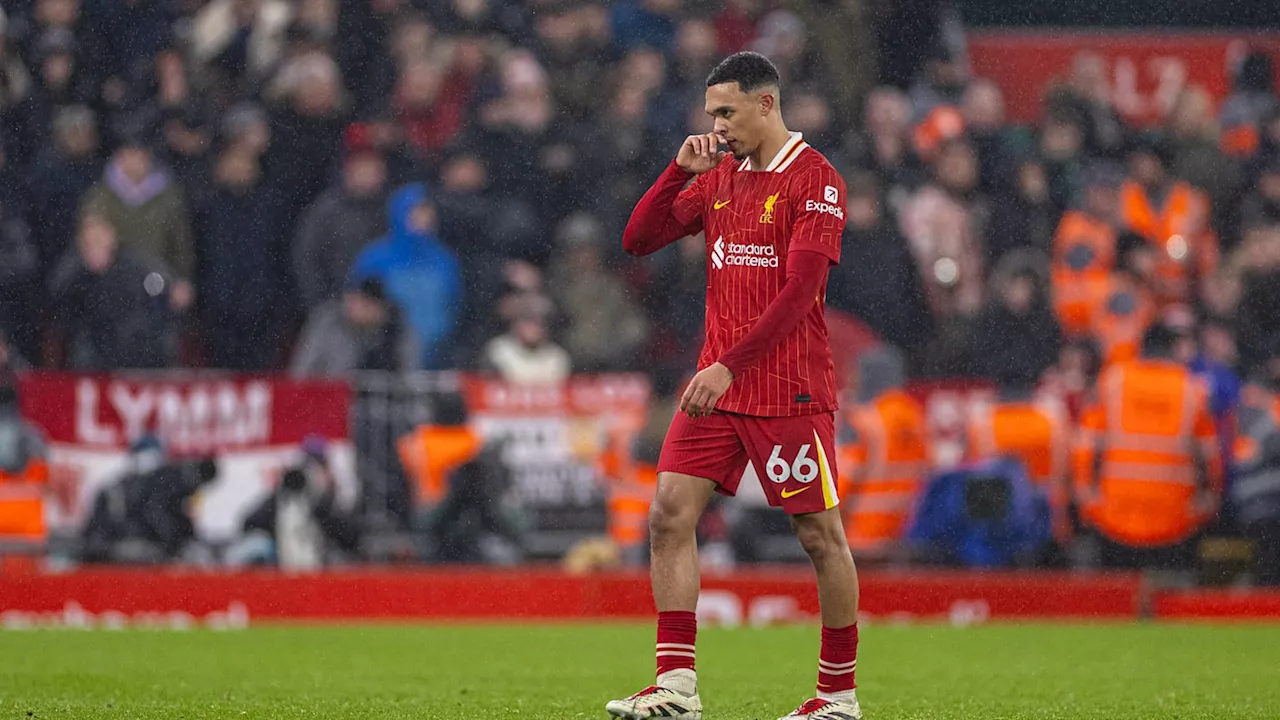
[0,568,1276,628]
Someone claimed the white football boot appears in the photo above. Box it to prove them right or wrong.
[777,695,863,720]
[605,684,702,719]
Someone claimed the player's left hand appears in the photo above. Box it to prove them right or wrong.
[680,362,734,417]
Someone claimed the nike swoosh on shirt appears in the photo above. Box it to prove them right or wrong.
[780,486,810,499]
[713,199,731,210]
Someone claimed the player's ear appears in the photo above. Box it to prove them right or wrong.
[758,90,776,116]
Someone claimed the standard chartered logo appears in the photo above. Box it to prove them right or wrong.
[712,235,779,269]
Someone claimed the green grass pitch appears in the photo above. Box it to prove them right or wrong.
[1,622,1278,719]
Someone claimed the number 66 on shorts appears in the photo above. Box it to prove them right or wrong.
[657,411,841,515]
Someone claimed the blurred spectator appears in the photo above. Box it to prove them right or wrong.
[261,51,348,230]
[962,78,1022,197]
[1051,162,1124,338]
[899,138,986,333]
[393,54,471,163]
[219,101,271,157]
[48,212,177,369]
[1038,108,1088,219]
[970,250,1063,385]
[81,437,219,563]
[481,294,571,385]
[1234,337,1280,585]
[27,105,100,273]
[333,0,405,112]
[349,183,461,369]
[987,158,1056,261]
[0,374,50,548]
[0,196,36,361]
[79,133,194,312]
[751,9,819,88]
[1230,227,1280,373]
[238,437,360,570]
[908,42,967,121]
[291,277,418,377]
[1118,133,1217,309]
[548,212,649,372]
[1076,324,1221,570]
[1219,51,1277,160]
[537,2,614,122]
[193,144,281,370]
[844,86,913,204]
[292,125,389,310]
[837,345,929,560]
[188,0,292,89]
[1044,51,1126,159]
[827,172,932,359]
[611,0,678,53]
[1166,86,1234,214]
[1239,157,1280,235]
[19,28,95,154]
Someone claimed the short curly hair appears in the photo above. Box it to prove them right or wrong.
[705,52,780,93]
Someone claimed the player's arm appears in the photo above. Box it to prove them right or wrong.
[717,163,847,375]
[622,133,723,257]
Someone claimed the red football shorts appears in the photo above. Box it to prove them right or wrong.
[657,410,840,515]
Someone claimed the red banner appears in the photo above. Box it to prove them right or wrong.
[0,568,1143,628]
[967,31,1280,126]
[14,373,354,540]
[18,373,349,455]
[1153,589,1280,620]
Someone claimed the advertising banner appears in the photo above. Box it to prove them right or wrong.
[16,374,353,542]
[967,31,1280,126]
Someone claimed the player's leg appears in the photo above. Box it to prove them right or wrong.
[731,412,863,720]
[607,412,744,720]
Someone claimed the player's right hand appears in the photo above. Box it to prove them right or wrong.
[676,133,726,174]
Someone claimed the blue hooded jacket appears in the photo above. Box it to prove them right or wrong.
[349,184,462,369]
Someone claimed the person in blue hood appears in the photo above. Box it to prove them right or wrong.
[349,183,462,369]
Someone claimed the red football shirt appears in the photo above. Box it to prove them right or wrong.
[671,133,848,416]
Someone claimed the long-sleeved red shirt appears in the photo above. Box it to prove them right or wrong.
[622,135,847,416]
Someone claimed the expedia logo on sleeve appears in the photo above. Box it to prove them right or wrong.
[805,190,845,220]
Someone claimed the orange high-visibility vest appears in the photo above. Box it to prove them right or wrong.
[609,463,657,549]
[967,399,1071,541]
[0,458,49,543]
[838,389,929,554]
[1089,273,1156,366]
[1119,180,1218,308]
[1074,360,1221,547]
[396,426,484,506]
[1052,210,1117,337]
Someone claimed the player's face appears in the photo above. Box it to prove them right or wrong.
[705,81,772,160]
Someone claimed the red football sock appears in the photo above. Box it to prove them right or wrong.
[817,623,858,693]
[656,610,697,676]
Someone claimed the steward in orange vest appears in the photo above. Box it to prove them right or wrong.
[1052,164,1124,337]
[1087,236,1158,367]
[0,380,49,548]
[1119,135,1218,309]
[1075,325,1221,567]
[837,346,929,557]
[396,393,483,508]
[966,375,1072,544]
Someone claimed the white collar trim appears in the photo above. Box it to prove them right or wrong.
[740,131,805,172]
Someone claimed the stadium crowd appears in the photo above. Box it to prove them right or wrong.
[0,0,1279,578]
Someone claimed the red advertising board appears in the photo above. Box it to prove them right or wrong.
[0,568,1144,628]
[967,31,1280,126]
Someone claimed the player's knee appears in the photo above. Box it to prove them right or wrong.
[648,490,698,547]
[793,515,845,562]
